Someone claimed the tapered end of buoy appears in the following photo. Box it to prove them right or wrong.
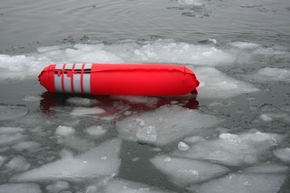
[38,65,56,92]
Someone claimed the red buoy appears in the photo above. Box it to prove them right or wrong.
[38,63,199,96]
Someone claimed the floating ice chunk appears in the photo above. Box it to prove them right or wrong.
[99,178,175,193]
[66,97,99,106]
[178,142,189,151]
[70,107,105,116]
[244,164,289,174]
[191,173,286,193]
[46,181,70,193]
[273,148,290,163]
[0,105,28,121]
[174,131,282,166]
[0,183,41,193]
[0,127,24,134]
[86,126,107,138]
[193,67,258,98]
[12,141,41,152]
[250,67,290,82]
[11,139,121,182]
[56,126,75,137]
[178,0,207,6]
[5,156,30,171]
[133,39,234,66]
[111,95,159,106]
[117,105,222,146]
[230,41,261,49]
[150,155,229,186]
[22,95,42,102]
[65,44,123,63]
[259,114,273,122]
[0,133,26,147]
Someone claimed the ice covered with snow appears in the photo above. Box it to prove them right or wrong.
[0,105,28,121]
[66,97,99,106]
[249,67,290,82]
[0,127,26,147]
[273,147,290,163]
[12,141,41,152]
[95,178,175,193]
[46,181,70,193]
[5,156,30,171]
[55,126,75,137]
[85,125,107,138]
[70,107,105,116]
[191,173,286,193]
[259,114,273,122]
[150,155,229,186]
[0,183,41,193]
[193,67,258,99]
[173,131,282,166]
[178,142,190,151]
[11,138,121,182]
[116,105,222,146]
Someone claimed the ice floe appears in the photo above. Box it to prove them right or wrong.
[249,67,290,82]
[173,131,282,166]
[0,105,28,121]
[150,155,229,186]
[0,183,41,193]
[5,156,30,172]
[190,173,286,193]
[193,67,258,99]
[116,105,222,146]
[90,178,175,193]
[11,139,121,182]
[273,147,290,163]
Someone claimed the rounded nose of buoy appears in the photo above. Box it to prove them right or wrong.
[38,65,56,92]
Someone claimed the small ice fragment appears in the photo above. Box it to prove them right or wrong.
[150,155,229,186]
[273,148,290,163]
[11,139,121,182]
[117,105,222,146]
[230,41,261,49]
[12,141,41,152]
[0,105,28,121]
[178,142,189,151]
[70,107,105,116]
[249,67,290,82]
[5,156,30,171]
[259,114,273,122]
[66,97,98,106]
[191,173,286,193]
[45,181,70,193]
[22,95,42,102]
[100,178,175,193]
[55,126,75,137]
[86,126,107,137]
[0,183,41,193]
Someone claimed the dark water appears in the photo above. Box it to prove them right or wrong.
[0,0,290,193]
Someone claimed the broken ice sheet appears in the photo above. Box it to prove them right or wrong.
[116,105,222,146]
[88,178,176,193]
[189,164,287,193]
[173,131,283,166]
[0,104,28,121]
[11,139,121,182]
[193,67,258,99]
[150,155,229,187]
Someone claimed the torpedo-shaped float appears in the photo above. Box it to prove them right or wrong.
[38,63,199,96]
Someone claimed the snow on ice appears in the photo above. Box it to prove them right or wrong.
[116,105,222,146]
[11,139,121,182]
[173,131,282,166]
[150,155,229,186]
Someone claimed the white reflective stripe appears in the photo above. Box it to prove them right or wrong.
[74,63,83,70]
[84,63,92,70]
[54,74,62,92]
[73,74,82,93]
[83,74,91,93]
[63,73,72,93]
[55,63,64,70]
[65,63,73,70]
